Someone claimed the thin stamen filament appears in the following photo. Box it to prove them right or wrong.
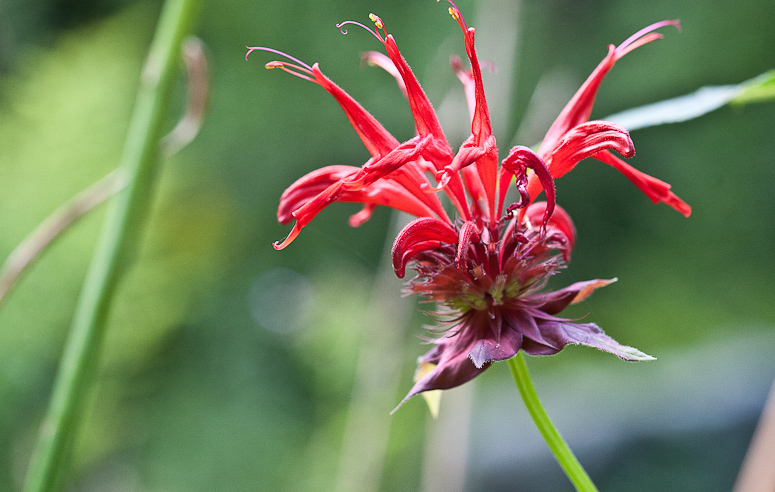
[439,0,468,31]
[264,61,316,83]
[245,46,313,71]
[336,20,383,43]
[615,20,680,57]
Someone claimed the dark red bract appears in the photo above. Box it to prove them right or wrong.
[249,4,690,408]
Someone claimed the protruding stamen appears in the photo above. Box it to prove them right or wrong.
[245,46,313,71]
[336,19,384,43]
[262,60,316,83]
[439,0,468,31]
[369,13,384,30]
[615,20,680,59]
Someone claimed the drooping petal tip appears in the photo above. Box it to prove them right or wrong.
[272,222,302,250]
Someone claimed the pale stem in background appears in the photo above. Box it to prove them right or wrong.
[733,379,775,492]
[334,212,415,492]
[0,171,125,309]
[421,383,474,492]
[160,36,209,156]
[0,36,208,310]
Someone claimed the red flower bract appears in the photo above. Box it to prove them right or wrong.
[248,4,691,409]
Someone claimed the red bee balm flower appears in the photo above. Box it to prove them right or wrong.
[248,3,690,408]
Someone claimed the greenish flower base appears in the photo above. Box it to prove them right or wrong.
[508,352,599,492]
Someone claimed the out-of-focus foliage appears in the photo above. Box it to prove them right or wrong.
[604,70,775,131]
[1,0,774,490]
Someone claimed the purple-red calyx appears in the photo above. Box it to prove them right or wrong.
[248,3,690,410]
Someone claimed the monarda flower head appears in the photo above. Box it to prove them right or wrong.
[248,2,690,410]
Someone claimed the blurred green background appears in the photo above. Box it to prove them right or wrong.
[1,0,773,490]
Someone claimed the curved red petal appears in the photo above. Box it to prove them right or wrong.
[500,146,556,227]
[528,120,634,201]
[453,24,498,219]
[392,217,457,278]
[277,165,358,224]
[275,164,447,248]
[594,150,692,217]
[550,120,635,177]
[455,221,480,269]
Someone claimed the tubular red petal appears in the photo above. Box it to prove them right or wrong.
[526,202,576,250]
[348,203,376,227]
[383,35,449,144]
[539,21,678,158]
[455,221,480,269]
[459,27,493,147]
[311,64,399,157]
[380,34,472,220]
[538,46,617,157]
[362,51,408,99]
[273,221,303,250]
[434,135,495,189]
[593,150,692,217]
[461,166,487,215]
[360,134,432,178]
[451,55,476,123]
[392,217,458,277]
[356,180,444,219]
[448,18,498,219]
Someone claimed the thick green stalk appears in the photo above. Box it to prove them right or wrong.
[22,1,198,491]
[507,352,599,492]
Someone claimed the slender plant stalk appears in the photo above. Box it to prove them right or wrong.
[507,352,599,492]
[22,1,199,491]
[0,171,125,309]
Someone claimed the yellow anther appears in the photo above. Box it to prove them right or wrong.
[265,61,283,69]
[369,13,384,30]
[448,7,460,19]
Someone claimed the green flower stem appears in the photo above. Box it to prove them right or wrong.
[507,352,599,492]
[22,1,198,491]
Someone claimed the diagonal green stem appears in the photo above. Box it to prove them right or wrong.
[22,1,199,491]
[508,352,599,492]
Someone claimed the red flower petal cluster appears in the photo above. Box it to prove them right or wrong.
[248,3,690,408]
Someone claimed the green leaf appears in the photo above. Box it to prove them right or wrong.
[730,69,775,106]
[604,70,775,131]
